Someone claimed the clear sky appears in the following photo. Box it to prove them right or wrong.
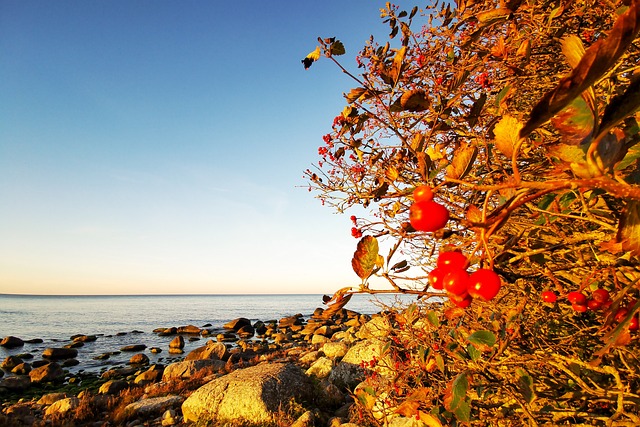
[0,1,409,295]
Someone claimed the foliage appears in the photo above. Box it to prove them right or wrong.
[304,0,640,425]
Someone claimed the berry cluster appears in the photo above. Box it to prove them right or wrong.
[427,250,502,308]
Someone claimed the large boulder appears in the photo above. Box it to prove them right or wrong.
[162,359,225,381]
[181,362,312,424]
[177,325,201,334]
[223,318,252,331]
[42,347,78,359]
[1,336,24,348]
[29,363,64,384]
[44,397,79,417]
[185,340,229,361]
[328,339,393,389]
[2,355,23,370]
[169,335,185,349]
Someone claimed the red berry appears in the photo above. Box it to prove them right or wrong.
[614,308,629,323]
[409,201,450,232]
[592,288,610,303]
[413,185,434,203]
[443,268,469,296]
[572,303,588,313]
[450,294,472,308]
[567,291,587,306]
[541,291,557,303]
[427,267,447,291]
[467,269,501,301]
[437,250,468,270]
[630,316,639,331]
[587,299,602,311]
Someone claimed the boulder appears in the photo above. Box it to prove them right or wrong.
[329,339,393,389]
[237,324,255,338]
[177,325,201,334]
[223,317,252,331]
[98,379,129,395]
[42,347,78,359]
[71,334,97,342]
[291,410,316,427]
[37,392,69,405]
[162,359,225,381]
[45,397,79,416]
[356,316,392,339]
[2,355,23,370]
[216,332,237,342]
[134,366,164,385]
[123,395,184,419]
[120,344,147,352]
[0,375,31,392]
[185,340,229,361]
[305,357,333,379]
[279,315,303,328]
[129,353,150,365]
[1,336,24,348]
[181,362,312,424]
[29,363,64,384]
[321,342,348,359]
[169,336,184,349]
[12,362,32,375]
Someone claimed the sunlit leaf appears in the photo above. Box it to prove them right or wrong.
[521,1,640,138]
[467,93,487,127]
[446,143,477,179]
[321,287,354,319]
[418,411,444,427]
[390,46,407,86]
[561,35,586,69]
[426,311,439,327]
[302,46,321,69]
[351,236,380,280]
[443,373,471,421]
[476,8,512,28]
[400,89,430,112]
[616,199,640,255]
[597,77,640,138]
[494,115,523,158]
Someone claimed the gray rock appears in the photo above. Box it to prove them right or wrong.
[98,379,129,395]
[0,375,31,391]
[29,362,64,384]
[185,340,229,361]
[45,397,79,416]
[162,359,225,381]
[223,317,252,331]
[169,335,184,349]
[0,336,24,348]
[42,347,78,359]
[124,395,184,418]
[181,362,312,424]
[120,344,147,352]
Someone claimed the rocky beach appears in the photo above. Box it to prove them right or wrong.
[0,305,407,427]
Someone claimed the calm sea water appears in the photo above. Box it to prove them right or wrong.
[0,294,411,376]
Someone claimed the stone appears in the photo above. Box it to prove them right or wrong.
[237,324,255,338]
[216,332,237,342]
[162,359,225,381]
[0,375,30,391]
[129,353,150,365]
[1,336,24,348]
[161,408,178,426]
[356,316,392,339]
[65,341,84,348]
[62,359,79,367]
[12,362,32,375]
[253,321,267,335]
[291,410,316,427]
[150,347,162,353]
[37,392,69,405]
[71,334,97,342]
[322,342,349,359]
[42,347,78,359]
[311,334,329,345]
[299,350,320,366]
[45,397,79,416]
[185,340,229,361]
[25,338,44,344]
[169,335,184,349]
[177,325,201,334]
[279,315,303,328]
[223,317,252,331]
[305,357,333,379]
[168,347,184,354]
[29,362,64,384]
[120,344,147,352]
[124,395,184,418]
[181,362,312,424]
[2,355,23,370]
[98,379,129,395]
[134,366,164,385]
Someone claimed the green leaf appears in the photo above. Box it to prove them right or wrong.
[467,330,497,351]
[516,368,536,404]
[435,354,445,373]
[467,344,481,361]
[443,373,470,421]
[426,311,440,328]
[329,40,345,56]
[351,236,380,281]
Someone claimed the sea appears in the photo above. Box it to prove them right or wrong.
[0,293,413,376]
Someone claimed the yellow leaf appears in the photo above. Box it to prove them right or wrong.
[419,411,444,427]
[306,46,321,62]
[516,39,531,60]
[385,165,399,182]
[494,115,523,158]
[561,35,586,69]
[426,145,444,161]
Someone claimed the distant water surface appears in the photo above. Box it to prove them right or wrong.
[0,293,412,375]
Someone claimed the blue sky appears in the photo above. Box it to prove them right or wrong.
[0,1,410,295]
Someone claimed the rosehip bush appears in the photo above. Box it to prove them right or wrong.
[305,0,640,425]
